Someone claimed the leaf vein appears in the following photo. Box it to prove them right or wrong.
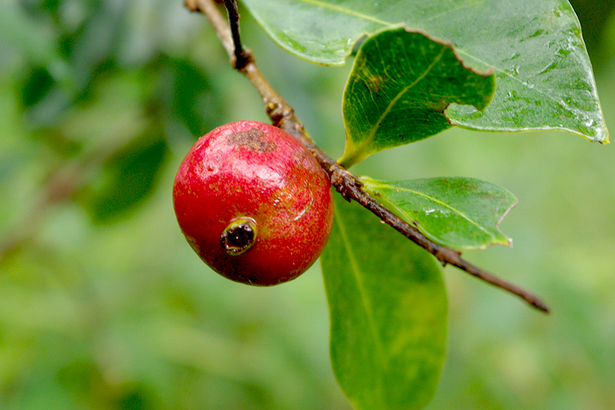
[296,0,393,27]
[384,184,496,239]
[358,45,448,156]
[335,207,388,375]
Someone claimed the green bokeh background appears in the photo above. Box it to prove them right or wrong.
[1,0,614,409]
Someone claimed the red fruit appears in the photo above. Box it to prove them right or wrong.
[173,120,334,286]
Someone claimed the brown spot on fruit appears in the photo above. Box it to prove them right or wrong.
[226,128,277,152]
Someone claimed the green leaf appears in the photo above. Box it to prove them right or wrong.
[361,176,517,251]
[21,66,56,108]
[339,28,496,168]
[168,57,219,138]
[85,136,168,224]
[320,193,447,410]
[241,0,608,142]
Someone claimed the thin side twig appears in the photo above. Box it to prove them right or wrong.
[188,0,550,313]
[223,0,251,69]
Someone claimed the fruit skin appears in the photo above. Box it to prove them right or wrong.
[173,120,334,286]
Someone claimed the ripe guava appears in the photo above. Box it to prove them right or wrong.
[173,120,334,285]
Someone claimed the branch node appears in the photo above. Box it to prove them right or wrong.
[266,102,285,124]
[184,0,200,11]
[233,47,254,70]
[330,166,364,202]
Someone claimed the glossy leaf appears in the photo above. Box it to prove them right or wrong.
[339,28,496,168]
[361,176,517,251]
[241,0,608,142]
[320,193,447,410]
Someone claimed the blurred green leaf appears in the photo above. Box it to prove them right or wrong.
[82,136,168,223]
[321,193,447,410]
[242,0,608,142]
[168,58,216,138]
[21,66,56,108]
[361,176,517,251]
[65,0,130,91]
[339,28,495,168]
[568,0,615,65]
[85,136,168,224]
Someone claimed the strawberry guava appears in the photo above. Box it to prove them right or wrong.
[173,120,334,285]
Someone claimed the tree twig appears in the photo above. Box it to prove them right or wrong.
[187,0,550,313]
[223,0,251,69]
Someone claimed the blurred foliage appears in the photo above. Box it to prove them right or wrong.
[0,0,614,409]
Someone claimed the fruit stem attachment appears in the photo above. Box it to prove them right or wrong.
[191,0,550,313]
[220,217,258,255]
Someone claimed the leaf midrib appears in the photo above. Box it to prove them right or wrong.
[296,0,393,26]
[371,181,498,240]
[334,204,388,404]
[351,45,447,161]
